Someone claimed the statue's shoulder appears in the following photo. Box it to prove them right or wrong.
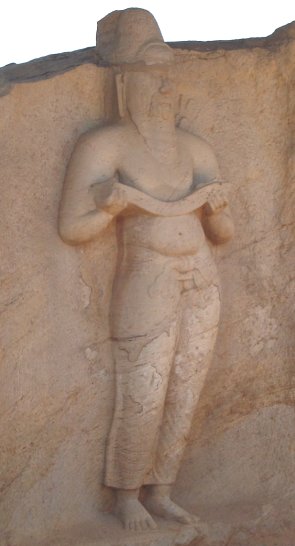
[75,122,128,152]
[177,127,214,154]
[177,127,220,179]
[65,123,130,183]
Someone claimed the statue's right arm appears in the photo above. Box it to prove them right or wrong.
[58,131,117,245]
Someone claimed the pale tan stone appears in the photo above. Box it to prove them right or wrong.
[58,9,234,533]
[0,9,294,546]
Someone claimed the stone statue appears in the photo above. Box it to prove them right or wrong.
[58,8,234,532]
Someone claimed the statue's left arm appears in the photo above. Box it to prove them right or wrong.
[201,190,234,245]
[186,132,234,245]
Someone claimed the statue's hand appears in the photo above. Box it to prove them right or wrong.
[204,188,228,216]
[202,187,234,244]
[93,182,128,216]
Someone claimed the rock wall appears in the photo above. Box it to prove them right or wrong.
[0,23,294,546]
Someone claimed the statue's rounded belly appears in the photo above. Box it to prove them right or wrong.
[126,214,205,256]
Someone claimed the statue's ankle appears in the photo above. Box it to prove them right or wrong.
[116,488,140,503]
[146,484,172,497]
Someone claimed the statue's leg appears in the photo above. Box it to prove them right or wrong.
[144,276,220,523]
[105,320,178,489]
[104,257,181,528]
[107,325,178,530]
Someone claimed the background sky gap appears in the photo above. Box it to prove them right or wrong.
[0,0,294,68]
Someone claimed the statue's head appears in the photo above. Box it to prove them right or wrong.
[96,8,176,124]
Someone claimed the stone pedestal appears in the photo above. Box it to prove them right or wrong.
[20,518,204,546]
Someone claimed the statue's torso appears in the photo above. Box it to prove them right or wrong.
[118,130,194,202]
[117,127,206,258]
[121,213,205,257]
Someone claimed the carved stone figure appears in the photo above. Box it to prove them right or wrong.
[58,8,234,532]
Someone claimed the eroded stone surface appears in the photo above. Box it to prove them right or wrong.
[58,8,234,532]
[0,10,294,546]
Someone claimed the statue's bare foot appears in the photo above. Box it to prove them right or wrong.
[144,494,199,525]
[115,492,157,531]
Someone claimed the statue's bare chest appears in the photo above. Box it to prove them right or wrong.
[118,141,194,202]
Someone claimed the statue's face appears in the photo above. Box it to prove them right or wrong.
[124,64,177,124]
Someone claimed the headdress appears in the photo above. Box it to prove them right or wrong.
[96,8,173,66]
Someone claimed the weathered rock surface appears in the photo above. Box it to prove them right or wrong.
[0,21,294,546]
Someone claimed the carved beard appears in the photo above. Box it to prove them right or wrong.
[126,90,175,127]
[148,92,175,123]
[127,91,177,163]
[128,96,176,142]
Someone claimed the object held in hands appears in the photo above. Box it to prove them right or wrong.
[92,179,228,217]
